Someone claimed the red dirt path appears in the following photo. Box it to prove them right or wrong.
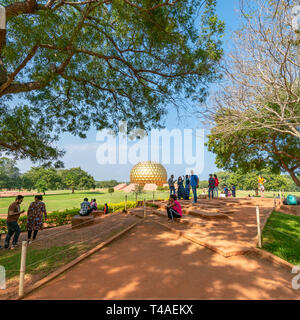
[26,219,300,300]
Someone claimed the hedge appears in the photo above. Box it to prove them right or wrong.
[0,201,138,234]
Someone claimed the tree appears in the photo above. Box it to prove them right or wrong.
[132,185,144,202]
[95,180,119,188]
[0,106,64,163]
[0,157,22,189]
[206,0,300,187]
[204,0,299,139]
[207,126,300,187]
[0,0,224,161]
[108,187,114,196]
[21,166,63,191]
[35,179,48,195]
[61,167,95,193]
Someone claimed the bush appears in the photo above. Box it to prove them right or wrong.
[157,186,169,191]
[0,201,139,233]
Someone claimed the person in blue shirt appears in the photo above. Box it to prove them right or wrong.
[231,184,236,197]
[190,171,199,203]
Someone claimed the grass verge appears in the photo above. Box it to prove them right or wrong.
[262,211,300,265]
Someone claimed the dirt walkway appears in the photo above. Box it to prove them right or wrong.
[25,219,300,300]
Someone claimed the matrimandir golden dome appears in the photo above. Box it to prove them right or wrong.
[130,161,167,187]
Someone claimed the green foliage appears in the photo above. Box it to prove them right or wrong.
[0,0,224,161]
[95,180,119,188]
[212,170,299,192]
[61,167,95,191]
[157,186,169,191]
[22,166,63,191]
[108,187,114,195]
[0,157,21,190]
[262,211,300,265]
[0,201,138,233]
[207,121,300,187]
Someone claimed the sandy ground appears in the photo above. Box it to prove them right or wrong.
[25,219,300,300]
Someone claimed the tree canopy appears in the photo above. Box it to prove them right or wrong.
[0,157,22,189]
[0,0,224,162]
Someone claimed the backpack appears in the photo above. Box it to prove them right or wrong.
[286,195,297,206]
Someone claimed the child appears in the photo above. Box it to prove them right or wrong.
[103,203,109,214]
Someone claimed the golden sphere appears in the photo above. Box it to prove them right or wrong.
[130,161,167,187]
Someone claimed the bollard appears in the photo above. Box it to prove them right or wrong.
[125,195,127,212]
[153,191,155,206]
[113,206,114,213]
[19,241,28,297]
[256,206,262,248]
[144,198,146,218]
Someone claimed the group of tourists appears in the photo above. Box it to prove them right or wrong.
[0,195,47,249]
[168,172,237,203]
[168,171,200,203]
[0,195,111,250]
[79,198,109,216]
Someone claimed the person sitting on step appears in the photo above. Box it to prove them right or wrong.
[166,195,182,222]
[90,199,98,211]
[80,198,93,216]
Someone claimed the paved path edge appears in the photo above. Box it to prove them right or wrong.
[17,219,143,300]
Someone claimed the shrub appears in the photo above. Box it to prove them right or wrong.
[0,201,139,233]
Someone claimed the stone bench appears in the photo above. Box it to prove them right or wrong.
[71,215,95,229]
[91,210,105,217]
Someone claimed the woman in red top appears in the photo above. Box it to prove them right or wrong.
[214,174,219,198]
[166,195,182,221]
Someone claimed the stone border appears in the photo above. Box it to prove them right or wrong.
[252,248,295,271]
[151,218,251,258]
[17,219,142,300]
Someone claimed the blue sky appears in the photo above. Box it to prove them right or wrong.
[17,0,241,182]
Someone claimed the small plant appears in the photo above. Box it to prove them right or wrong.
[108,187,114,196]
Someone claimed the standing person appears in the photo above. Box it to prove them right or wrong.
[27,195,47,243]
[166,195,182,221]
[184,175,190,200]
[79,198,93,216]
[213,174,219,198]
[231,184,236,197]
[208,174,215,200]
[177,176,185,200]
[258,175,266,197]
[168,175,176,196]
[4,195,25,249]
[190,171,199,203]
[103,203,109,214]
[224,185,229,197]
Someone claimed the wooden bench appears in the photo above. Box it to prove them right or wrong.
[71,215,95,229]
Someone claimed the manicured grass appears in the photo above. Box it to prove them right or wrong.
[1,189,299,215]
[0,190,170,214]
[0,244,84,280]
[262,211,300,265]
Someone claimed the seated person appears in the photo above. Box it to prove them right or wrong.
[90,199,98,211]
[103,203,109,214]
[80,198,93,216]
[166,195,182,221]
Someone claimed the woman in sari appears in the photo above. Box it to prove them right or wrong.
[27,195,47,243]
[177,176,185,200]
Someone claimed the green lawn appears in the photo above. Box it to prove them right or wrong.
[0,190,170,214]
[262,211,300,265]
[0,189,299,215]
